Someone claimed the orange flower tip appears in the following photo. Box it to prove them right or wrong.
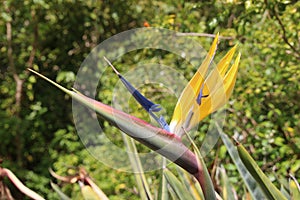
[103,56,120,75]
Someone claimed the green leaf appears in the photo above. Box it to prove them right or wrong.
[158,161,169,200]
[215,124,266,199]
[280,185,290,199]
[185,130,216,200]
[81,185,102,200]
[219,166,236,200]
[50,182,71,200]
[236,141,287,200]
[168,186,179,200]
[176,166,204,200]
[83,177,109,200]
[163,168,194,200]
[289,174,300,200]
[122,134,153,200]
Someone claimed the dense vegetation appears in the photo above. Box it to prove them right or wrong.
[1,0,299,199]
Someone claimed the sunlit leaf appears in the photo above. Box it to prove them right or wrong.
[163,168,194,200]
[122,134,153,200]
[236,139,287,200]
[185,130,217,200]
[158,165,169,200]
[289,174,300,200]
[218,166,236,200]
[215,124,266,199]
[84,176,109,200]
[81,185,102,200]
[176,165,204,200]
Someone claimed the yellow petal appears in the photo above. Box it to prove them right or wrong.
[223,52,241,100]
[170,34,219,135]
[203,45,237,98]
[184,52,241,132]
[202,45,238,108]
[217,44,237,77]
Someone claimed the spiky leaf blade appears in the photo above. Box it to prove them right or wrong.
[164,169,194,200]
[215,124,266,199]
[122,134,153,200]
[290,175,300,200]
[50,182,72,200]
[237,142,287,200]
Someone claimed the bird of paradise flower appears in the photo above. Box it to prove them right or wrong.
[28,33,240,200]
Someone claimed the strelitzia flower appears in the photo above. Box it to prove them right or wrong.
[104,34,240,138]
[28,33,240,200]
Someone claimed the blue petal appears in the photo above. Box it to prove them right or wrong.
[104,57,170,131]
[196,84,208,105]
[119,76,159,112]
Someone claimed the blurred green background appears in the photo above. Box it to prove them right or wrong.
[0,0,299,199]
